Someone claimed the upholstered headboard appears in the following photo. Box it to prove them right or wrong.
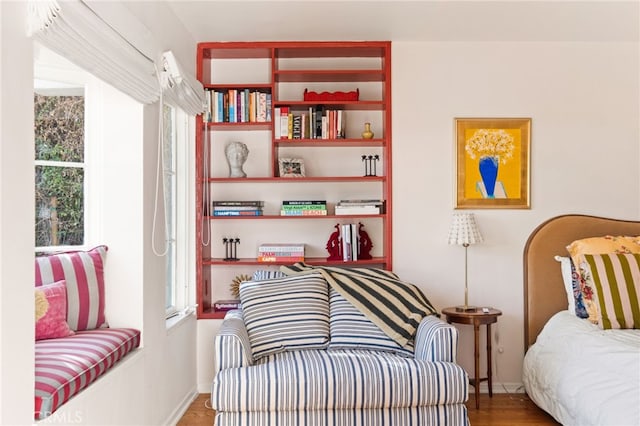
[523,214,640,350]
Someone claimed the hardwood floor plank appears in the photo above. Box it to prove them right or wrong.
[466,393,560,426]
[177,393,560,425]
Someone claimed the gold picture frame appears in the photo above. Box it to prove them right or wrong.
[455,118,531,209]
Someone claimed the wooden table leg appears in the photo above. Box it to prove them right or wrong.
[487,322,493,398]
[474,322,480,409]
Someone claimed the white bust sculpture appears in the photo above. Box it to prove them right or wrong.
[225,141,249,178]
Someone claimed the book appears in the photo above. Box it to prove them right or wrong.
[335,205,380,215]
[259,243,305,251]
[258,251,304,257]
[213,200,264,207]
[257,256,305,263]
[213,210,263,216]
[292,114,302,139]
[274,107,281,137]
[280,107,290,139]
[213,299,240,311]
[214,205,264,211]
[282,200,326,205]
[280,209,328,216]
[281,204,327,210]
[338,199,384,206]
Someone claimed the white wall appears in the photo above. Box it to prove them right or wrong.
[0,2,36,424]
[391,41,639,389]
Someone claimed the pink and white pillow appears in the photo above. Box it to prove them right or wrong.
[35,246,108,331]
[35,280,74,341]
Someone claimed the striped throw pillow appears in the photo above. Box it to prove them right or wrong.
[328,289,414,356]
[239,273,329,359]
[583,253,640,329]
[35,246,108,331]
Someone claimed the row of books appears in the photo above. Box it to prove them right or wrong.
[340,223,360,261]
[212,200,264,216]
[257,243,305,262]
[335,199,385,215]
[280,200,328,216]
[204,89,272,124]
[212,199,385,216]
[274,106,345,140]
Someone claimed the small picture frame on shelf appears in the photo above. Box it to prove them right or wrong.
[278,158,306,178]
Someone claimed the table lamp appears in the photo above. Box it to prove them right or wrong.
[448,212,483,312]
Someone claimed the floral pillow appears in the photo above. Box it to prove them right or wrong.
[35,280,74,341]
[567,236,640,323]
[555,256,589,318]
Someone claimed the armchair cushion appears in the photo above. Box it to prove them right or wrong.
[328,289,413,356]
[239,273,329,359]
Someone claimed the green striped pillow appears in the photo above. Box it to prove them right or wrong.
[584,253,640,329]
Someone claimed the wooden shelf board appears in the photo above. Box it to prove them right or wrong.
[207,176,385,183]
[198,308,228,320]
[203,257,387,266]
[204,121,271,130]
[274,69,384,83]
[273,100,385,111]
[207,214,384,220]
[275,139,385,147]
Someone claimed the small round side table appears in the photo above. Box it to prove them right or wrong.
[441,307,502,409]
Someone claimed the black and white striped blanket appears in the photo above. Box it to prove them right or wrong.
[280,263,438,349]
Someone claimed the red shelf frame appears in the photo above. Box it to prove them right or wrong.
[195,41,392,320]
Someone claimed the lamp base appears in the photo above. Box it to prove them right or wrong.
[455,305,478,313]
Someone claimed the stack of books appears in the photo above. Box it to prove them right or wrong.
[212,201,264,216]
[258,243,305,262]
[280,200,327,216]
[335,199,385,215]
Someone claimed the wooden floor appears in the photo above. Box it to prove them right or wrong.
[177,393,560,425]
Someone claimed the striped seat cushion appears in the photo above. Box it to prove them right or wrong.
[239,273,329,359]
[34,327,141,420]
[328,289,414,356]
[212,349,468,412]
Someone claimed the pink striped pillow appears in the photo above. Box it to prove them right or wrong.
[35,246,108,331]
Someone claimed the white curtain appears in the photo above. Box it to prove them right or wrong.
[28,0,206,115]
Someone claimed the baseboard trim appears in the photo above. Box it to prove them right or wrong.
[478,382,525,394]
[163,387,199,426]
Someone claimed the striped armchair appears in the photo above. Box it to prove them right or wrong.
[211,273,469,426]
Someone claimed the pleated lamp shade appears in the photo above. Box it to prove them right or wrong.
[448,213,483,246]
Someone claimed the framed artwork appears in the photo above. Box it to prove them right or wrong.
[455,118,531,209]
[278,158,306,178]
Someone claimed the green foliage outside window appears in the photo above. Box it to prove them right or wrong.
[34,94,85,247]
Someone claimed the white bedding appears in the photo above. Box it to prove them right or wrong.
[523,311,640,426]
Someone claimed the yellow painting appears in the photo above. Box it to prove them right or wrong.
[455,118,530,209]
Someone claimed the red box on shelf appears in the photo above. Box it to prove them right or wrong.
[303,88,359,102]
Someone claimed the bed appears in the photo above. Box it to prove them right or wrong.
[522,214,640,426]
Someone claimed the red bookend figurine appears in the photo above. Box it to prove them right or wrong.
[358,222,373,260]
[326,224,343,260]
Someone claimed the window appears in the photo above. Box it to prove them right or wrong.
[164,104,191,317]
[34,89,85,249]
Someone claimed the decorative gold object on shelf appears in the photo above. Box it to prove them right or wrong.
[361,122,374,139]
[230,274,252,298]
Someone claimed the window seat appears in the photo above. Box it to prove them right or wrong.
[34,327,141,420]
